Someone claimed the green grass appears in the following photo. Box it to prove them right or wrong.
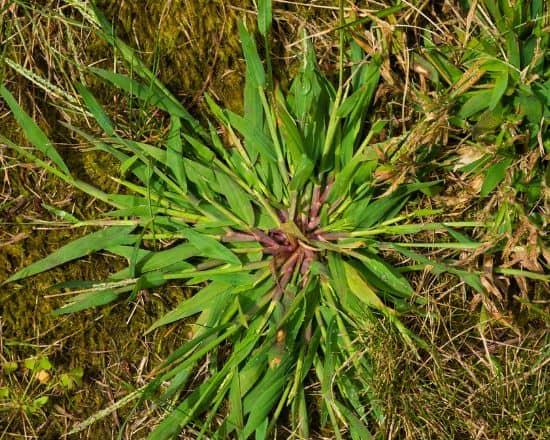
[0,0,548,439]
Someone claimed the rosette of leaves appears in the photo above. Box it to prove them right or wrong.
[1,2,486,439]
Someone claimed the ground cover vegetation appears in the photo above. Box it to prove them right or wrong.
[0,0,548,438]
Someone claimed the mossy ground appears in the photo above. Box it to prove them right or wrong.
[1,1,548,438]
[0,1,260,436]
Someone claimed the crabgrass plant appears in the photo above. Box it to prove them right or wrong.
[1,2,492,438]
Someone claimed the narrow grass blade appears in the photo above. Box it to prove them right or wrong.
[392,245,485,292]
[275,87,306,164]
[3,225,136,284]
[90,68,190,121]
[238,21,265,88]
[146,281,232,333]
[90,5,207,138]
[76,83,116,136]
[334,401,372,440]
[0,85,71,175]
[258,0,272,37]
[52,289,121,315]
[182,228,241,265]
[166,116,187,191]
[111,243,197,280]
[321,314,339,405]
[481,158,512,197]
[227,369,244,432]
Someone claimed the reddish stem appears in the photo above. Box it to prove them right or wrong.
[221,232,256,242]
[319,232,349,241]
[262,244,295,255]
[319,175,334,205]
[310,185,321,219]
[307,216,320,231]
[278,209,289,223]
[328,196,344,215]
[252,229,278,247]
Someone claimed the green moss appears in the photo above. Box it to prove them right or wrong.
[95,0,251,111]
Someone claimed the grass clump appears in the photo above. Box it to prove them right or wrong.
[1,0,548,439]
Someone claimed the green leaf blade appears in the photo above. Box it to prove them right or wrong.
[4,226,137,284]
[0,85,71,175]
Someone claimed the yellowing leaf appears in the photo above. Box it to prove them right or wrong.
[342,261,386,312]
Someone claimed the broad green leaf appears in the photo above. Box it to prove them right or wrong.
[243,60,264,165]
[24,356,52,371]
[216,171,255,225]
[515,92,543,124]
[227,111,277,162]
[239,21,265,87]
[342,261,386,311]
[4,226,136,284]
[0,85,71,175]
[135,243,197,273]
[52,289,121,315]
[328,155,363,202]
[505,33,521,69]
[236,343,268,397]
[166,116,187,191]
[481,158,512,197]
[422,49,463,85]
[489,71,508,111]
[472,107,505,139]
[32,396,49,409]
[120,154,140,176]
[327,254,348,301]
[182,133,215,162]
[458,89,493,119]
[288,154,314,191]
[480,59,509,72]
[182,228,241,265]
[134,271,166,290]
[357,254,415,298]
[337,86,366,118]
[183,157,219,196]
[267,161,285,201]
[255,418,269,440]
[275,88,306,164]
[352,182,437,228]
[146,281,232,332]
